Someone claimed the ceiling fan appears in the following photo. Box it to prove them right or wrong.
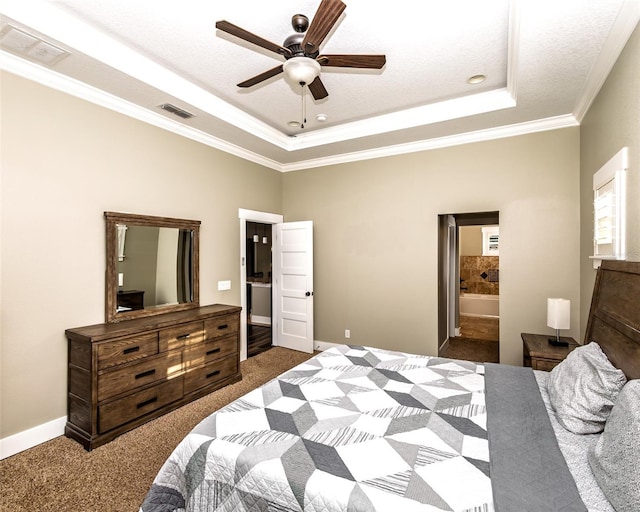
[215,0,386,100]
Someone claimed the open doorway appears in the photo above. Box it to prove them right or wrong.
[238,209,315,359]
[245,221,273,357]
[438,212,500,363]
[238,209,283,361]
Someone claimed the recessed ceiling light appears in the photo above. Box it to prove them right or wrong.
[316,113,328,122]
[287,121,300,127]
[467,74,486,84]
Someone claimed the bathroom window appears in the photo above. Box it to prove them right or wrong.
[592,148,627,267]
[482,226,499,256]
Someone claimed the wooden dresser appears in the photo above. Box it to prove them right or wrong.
[65,304,241,450]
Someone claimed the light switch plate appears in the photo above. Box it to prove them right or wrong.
[217,280,231,291]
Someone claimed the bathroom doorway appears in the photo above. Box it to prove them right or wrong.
[438,212,500,363]
[246,221,273,357]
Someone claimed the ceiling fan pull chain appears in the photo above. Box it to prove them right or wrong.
[300,83,307,129]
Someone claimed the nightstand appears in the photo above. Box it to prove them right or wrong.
[521,332,579,371]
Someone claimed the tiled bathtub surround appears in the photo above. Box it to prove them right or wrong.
[460,256,499,295]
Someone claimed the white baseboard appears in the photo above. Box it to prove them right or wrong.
[250,315,271,326]
[0,416,66,460]
[0,342,345,459]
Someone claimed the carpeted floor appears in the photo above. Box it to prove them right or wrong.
[441,337,500,363]
[0,347,314,512]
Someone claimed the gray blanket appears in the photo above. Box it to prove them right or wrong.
[485,363,587,512]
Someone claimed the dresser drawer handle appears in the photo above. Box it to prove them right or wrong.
[206,370,221,379]
[123,346,140,355]
[176,333,192,340]
[217,324,228,330]
[135,369,156,380]
[136,397,158,409]
[206,348,221,356]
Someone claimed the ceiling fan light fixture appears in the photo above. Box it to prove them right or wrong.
[283,57,321,85]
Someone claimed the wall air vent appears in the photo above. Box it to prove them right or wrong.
[159,103,195,119]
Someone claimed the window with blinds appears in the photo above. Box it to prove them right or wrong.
[592,148,627,265]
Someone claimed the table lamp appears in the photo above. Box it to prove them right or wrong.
[547,298,570,347]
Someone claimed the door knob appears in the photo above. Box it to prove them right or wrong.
[305,291,313,296]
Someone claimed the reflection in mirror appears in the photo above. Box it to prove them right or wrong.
[117,226,193,311]
[105,212,200,323]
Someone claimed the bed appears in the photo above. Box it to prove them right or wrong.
[140,260,640,512]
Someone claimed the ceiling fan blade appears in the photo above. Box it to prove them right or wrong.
[237,65,284,88]
[302,0,346,55]
[308,76,329,100]
[317,54,386,69]
[216,20,291,57]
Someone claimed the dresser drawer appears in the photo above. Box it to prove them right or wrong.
[98,352,182,402]
[184,356,238,395]
[98,332,159,370]
[183,334,238,370]
[205,314,239,340]
[159,321,205,351]
[532,359,561,372]
[98,377,183,433]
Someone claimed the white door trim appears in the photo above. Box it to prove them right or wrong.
[238,209,283,361]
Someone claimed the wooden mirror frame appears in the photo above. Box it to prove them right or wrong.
[105,211,200,323]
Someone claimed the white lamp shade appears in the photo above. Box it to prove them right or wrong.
[283,57,321,85]
[547,298,570,329]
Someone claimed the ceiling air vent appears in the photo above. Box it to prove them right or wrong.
[159,103,195,119]
[0,24,70,66]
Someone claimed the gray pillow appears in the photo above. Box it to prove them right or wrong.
[547,341,626,434]
[588,380,640,512]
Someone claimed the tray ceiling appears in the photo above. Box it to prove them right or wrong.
[1,0,638,171]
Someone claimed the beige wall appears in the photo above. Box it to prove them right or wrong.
[10,24,636,442]
[459,226,483,256]
[580,24,640,339]
[283,128,581,363]
[0,72,283,438]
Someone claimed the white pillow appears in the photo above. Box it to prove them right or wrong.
[547,342,626,434]
[588,379,640,512]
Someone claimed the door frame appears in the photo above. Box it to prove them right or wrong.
[437,211,500,357]
[238,208,283,361]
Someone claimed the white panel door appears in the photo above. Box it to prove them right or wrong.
[273,221,314,353]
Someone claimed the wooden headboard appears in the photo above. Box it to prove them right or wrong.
[585,260,640,380]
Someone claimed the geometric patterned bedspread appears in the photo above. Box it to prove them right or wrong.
[140,345,493,512]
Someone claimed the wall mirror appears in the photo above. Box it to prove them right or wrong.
[105,211,200,323]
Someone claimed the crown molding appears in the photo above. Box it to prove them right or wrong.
[573,0,640,121]
[288,88,516,151]
[281,114,579,172]
[2,0,525,154]
[2,49,578,174]
[1,0,289,149]
[0,51,284,171]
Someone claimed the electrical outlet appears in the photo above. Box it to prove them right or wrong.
[345,329,350,339]
[217,280,231,291]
